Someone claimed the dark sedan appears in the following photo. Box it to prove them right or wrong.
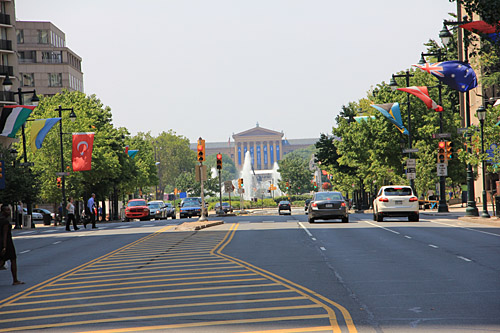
[308,191,348,223]
[278,201,291,215]
[179,202,202,218]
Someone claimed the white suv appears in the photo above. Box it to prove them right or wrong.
[373,185,419,222]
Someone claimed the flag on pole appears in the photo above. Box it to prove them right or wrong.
[128,150,139,159]
[371,103,409,135]
[0,105,36,138]
[124,145,129,154]
[72,132,94,171]
[460,20,500,43]
[413,61,478,92]
[397,86,443,112]
[30,118,61,152]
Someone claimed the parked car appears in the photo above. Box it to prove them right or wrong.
[33,208,53,225]
[147,201,165,220]
[304,199,311,215]
[308,191,349,223]
[215,202,233,213]
[124,199,150,221]
[179,202,202,218]
[23,208,44,223]
[278,201,291,215]
[164,203,176,219]
[181,197,202,206]
[373,185,419,222]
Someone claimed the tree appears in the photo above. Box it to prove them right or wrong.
[277,153,313,194]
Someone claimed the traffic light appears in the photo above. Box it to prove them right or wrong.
[0,160,3,179]
[446,141,453,160]
[240,178,244,188]
[216,153,223,170]
[438,141,446,163]
[238,178,243,188]
[313,182,317,190]
[197,138,205,162]
[286,182,289,190]
[57,177,62,188]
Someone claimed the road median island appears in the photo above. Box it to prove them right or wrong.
[173,220,224,231]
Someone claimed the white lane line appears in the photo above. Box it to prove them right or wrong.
[52,241,61,245]
[116,226,130,229]
[298,222,313,237]
[431,221,500,237]
[43,230,57,233]
[143,225,154,227]
[405,236,412,239]
[262,221,275,223]
[364,221,401,234]
[20,250,30,254]
[429,244,439,249]
[311,238,317,241]
[286,220,295,223]
[457,256,472,262]
[320,247,326,251]
[18,231,36,235]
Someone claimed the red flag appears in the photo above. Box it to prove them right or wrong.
[72,132,94,171]
[397,86,443,112]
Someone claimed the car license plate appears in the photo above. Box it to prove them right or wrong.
[395,200,403,205]
[326,204,333,208]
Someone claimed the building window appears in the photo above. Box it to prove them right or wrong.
[263,145,268,165]
[20,73,35,87]
[38,30,49,44]
[238,146,242,165]
[18,51,36,63]
[48,73,62,87]
[42,51,62,63]
[16,29,24,44]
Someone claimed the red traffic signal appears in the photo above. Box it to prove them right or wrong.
[438,141,446,163]
[56,177,62,188]
[216,153,223,170]
[197,138,205,162]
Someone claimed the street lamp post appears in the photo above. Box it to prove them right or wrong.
[477,106,490,218]
[389,70,415,193]
[3,76,40,227]
[56,105,77,225]
[418,51,449,213]
[440,19,479,216]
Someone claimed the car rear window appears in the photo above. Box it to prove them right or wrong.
[315,193,343,201]
[384,187,412,196]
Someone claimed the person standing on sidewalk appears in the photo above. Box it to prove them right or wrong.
[65,197,78,231]
[86,193,97,229]
[0,205,24,285]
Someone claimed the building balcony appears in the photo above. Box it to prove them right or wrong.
[0,65,13,76]
[41,58,63,64]
[0,13,11,26]
[0,39,12,51]
[19,58,36,64]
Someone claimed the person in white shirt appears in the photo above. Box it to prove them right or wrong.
[65,197,78,231]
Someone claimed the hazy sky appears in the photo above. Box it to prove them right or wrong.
[16,0,457,143]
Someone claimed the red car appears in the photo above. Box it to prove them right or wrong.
[124,199,150,221]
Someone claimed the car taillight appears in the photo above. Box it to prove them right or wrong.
[409,197,418,202]
[341,202,346,207]
[311,202,317,207]
[378,197,389,202]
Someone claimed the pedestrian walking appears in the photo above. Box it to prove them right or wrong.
[86,193,97,229]
[16,202,22,229]
[0,205,24,285]
[65,197,79,231]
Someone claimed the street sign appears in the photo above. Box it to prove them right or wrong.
[432,133,451,139]
[437,163,448,176]
[406,173,416,180]
[224,181,234,193]
[406,168,416,174]
[406,158,416,168]
[457,128,467,134]
[195,165,207,181]
[402,148,419,153]
[238,188,245,194]
[56,172,70,176]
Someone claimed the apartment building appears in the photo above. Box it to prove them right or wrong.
[16,21,83,103]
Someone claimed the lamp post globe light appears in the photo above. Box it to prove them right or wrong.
[2,74,40,227]
[440,19,479,217]
[476,106,490,218]
[389,70,415,194]
[418,51,449,213]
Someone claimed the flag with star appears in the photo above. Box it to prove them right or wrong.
[413,61,477,92]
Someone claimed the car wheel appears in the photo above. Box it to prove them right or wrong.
[308,216,315,223]
[376,213,383,222]
[124,218,129,222]
[409,214,419,222]
[342,216,349,223]
[171,215,176,219]
[373,213,377,221]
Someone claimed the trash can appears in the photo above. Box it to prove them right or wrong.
[495,196,500,217]
[23,215,31,228]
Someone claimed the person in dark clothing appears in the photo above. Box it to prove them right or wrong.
[65,197,78,231]
[86,193,97,229]
[0,205,24,285]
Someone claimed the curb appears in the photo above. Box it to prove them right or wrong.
[174,220,224,231]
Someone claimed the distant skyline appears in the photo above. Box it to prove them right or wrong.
[16,0,457,143]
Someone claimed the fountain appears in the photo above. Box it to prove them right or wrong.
[238,151,282,200]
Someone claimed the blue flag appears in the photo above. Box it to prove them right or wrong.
[413,61,477,92]
[371,103,408,135]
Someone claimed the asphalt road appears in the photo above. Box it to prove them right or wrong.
[0,210,498,332]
